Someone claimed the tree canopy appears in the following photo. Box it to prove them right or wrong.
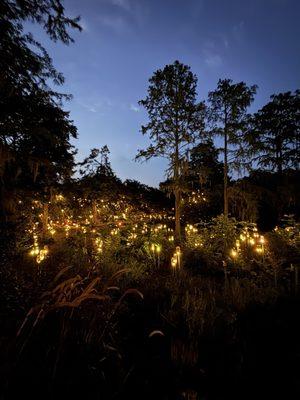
[248,91,300,173]
[136,60,205,241]
[207,79,257,217]
[0,0,81,217]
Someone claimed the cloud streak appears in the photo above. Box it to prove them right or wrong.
[77,97,114,114]
[111,0,131,11]
[202,39,223,67]
[98,14,130,33]
[204,54,222,67]
[130,103,140,112]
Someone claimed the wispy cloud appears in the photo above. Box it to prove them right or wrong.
[130,103,140,112]
[204,54,222,67]
[80,18,89,32]
[77,97,114,114]
[232,20,245,42]
[98,15,129,34]
[77,101,97,113]
[202,39,223,68]
[97,0,146,33]
[223,37,229,49]
[110,0,131,11]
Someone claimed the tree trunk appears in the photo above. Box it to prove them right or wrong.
[276,138,283,175]
[175,188,181,244]
[278,149,283,175]
[49,187,53,203]
[42,203,48,234]
[92,200,98,224]
[224,130,228,218]
[174,134,181,244]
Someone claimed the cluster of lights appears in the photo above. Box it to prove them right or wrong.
[274,224,300,247]
[150,243,162,253]
[28,192,237,269]
[25,194,176,263]
[171,246,181,269]
[186,191,207,205]
[47,219,56,236]
[230,226,266,260]
[185,224,203,248]
[28,228,49,264]
[26,194,273,270]
[150,243,162,266]
[55,194,65,202]
[95,237,103,253]
[110,228,119,236]
[185,224,198,234]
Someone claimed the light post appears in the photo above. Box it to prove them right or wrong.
[176,246,181,269]
[151,243,156,265]
[156,244,161,267]
[171,246,181,272]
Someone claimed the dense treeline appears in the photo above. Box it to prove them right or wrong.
[1,3,299,230]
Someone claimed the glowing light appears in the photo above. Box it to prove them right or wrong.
[171,256,177,268]
[230,249,238,258]
[95,237,103,253]
[170,246,181,269]
[55,194,65,202]
[28,229,48,264]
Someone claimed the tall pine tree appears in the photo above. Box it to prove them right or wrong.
[136,61,205,242]
[207,79,257,218]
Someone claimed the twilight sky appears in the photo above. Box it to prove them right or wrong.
[26,0,300,186]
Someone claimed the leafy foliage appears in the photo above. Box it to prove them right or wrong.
[248,91,300,173]
[0,0,81,216]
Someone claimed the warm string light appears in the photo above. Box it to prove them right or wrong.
[28,226,49,264]
[185,191,207,205]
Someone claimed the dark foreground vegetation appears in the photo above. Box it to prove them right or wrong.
[1,1,300,399]
[1,193,299,399]
[0,236,300,400]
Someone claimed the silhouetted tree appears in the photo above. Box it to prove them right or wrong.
[79,146,114,178]
[188,139,223,190]
[0,0,81,217]
[123,179,170,209]
[136,61,205,242]
[248,91,300,173]
[207,79,257,218]
[78,146,121,199]
[175,140,223,222]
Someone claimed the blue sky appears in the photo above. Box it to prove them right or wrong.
[26,0,300,186]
